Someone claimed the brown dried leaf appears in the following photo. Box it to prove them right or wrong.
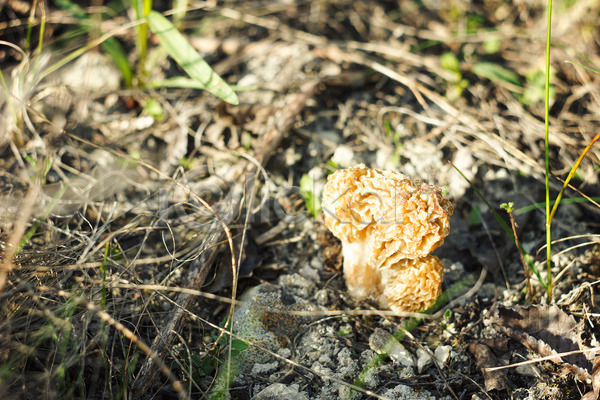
[468,342,510,392]
[581,392,598,400]
[590,354,600,398]
[479,337,510,355]
[487,304,597,382]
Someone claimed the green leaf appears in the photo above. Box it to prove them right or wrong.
[500,202,514,212]
[336,328,352,336]
[147,11,238,104]
[173,0,189,24]
[54,0,88,19]
[200,356,215,376]
[483,38,501,54]
[231,339,248,352]
[472,62,522,87]
[440,52,460,74]
[101,37,133,87]
[300,173,321,218]
[143,98,163,120]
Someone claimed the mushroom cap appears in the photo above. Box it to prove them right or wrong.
[321,164,453,265]
[377,255,444,313]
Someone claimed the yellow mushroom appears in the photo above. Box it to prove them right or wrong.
[321,164,453,312]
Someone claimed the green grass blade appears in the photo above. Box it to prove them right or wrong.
[566,60,600,76]
[54,0,88,19]
[147,11,238,105]
[472,62,522,87]
[147,76,214,89]
[36,4,46,55]
[54,0,133,87]
[543,0,553,300]
[101,37,133,87]
[130,0,151,83]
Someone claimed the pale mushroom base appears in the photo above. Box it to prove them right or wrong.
[376,256,444,313]
[341,240,379,300]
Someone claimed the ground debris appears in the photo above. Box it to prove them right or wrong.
[486,304,599,382]
[468,342,510,392]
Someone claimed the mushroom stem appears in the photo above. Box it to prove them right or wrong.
[341,240,378,299]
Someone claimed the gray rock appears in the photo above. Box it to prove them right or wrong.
[278,273,317,298]
[416,347,433,373]
[331,146,355,167]
[299,265,320,282]
[477,282,497,300]
[434,345,452,366]
[250,361,278,376]
[252,383,309,400]
[443,260,465,284]
[368,328,414,367]
[515,364,541,378]
[383,384,451,400]
[231,284,317,370]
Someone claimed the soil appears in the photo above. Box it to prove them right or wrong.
[1,1,600,400]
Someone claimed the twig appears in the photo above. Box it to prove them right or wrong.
[0,184,40,294]
[502,203,532,302]
[131,79,321,396]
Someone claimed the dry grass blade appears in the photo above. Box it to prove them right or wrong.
[131,79,321,395]
[549,132,600,224]
[2,1,600,398]
[54,290,188,399]
[484,346,600,374]
[0,184,39,294]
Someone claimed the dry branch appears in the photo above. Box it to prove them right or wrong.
[131,79,321,396]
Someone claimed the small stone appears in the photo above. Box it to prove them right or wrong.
[251,383,309,400]
[478,282,497,300]
[369,328,414,367]
[331,146,355,167]
[443,261,465,283]
[310,257,323,269]
[434,345,452,366]
[251,361,278,375]
[416,347,433,373]
[299,265,320,282]
[383,384,450,400]
[314,289,329,306]
[278,273,316,298]
[277,348,291,359]
[231,284,316,371]
[515,364,541,378]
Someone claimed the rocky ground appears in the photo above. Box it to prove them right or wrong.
[1,1,600,399]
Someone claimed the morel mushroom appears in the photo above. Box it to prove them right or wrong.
[321,164,453,312]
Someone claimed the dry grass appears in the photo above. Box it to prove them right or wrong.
[1,0,600,399]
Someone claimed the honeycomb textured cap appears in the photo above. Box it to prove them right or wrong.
[321,164,453,264]
[377,255,444,313]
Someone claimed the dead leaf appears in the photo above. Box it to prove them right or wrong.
[469,342,510,392]
[582,354,600,400]
[204,235,261,292]
[487,304,598,382]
